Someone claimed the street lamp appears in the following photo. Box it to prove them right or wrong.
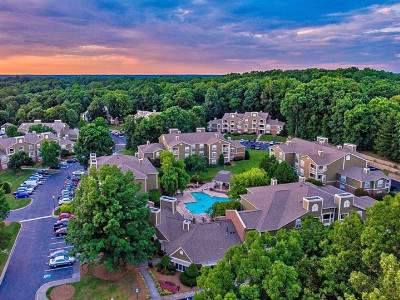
[52,195,55,211]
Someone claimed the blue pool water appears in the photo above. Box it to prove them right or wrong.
[185,192,230,214]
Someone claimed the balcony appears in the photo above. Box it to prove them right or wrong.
[310,166,327,174]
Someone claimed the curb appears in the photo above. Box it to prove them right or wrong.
[0,222,22,286]
[9,198,33,212]
[35,269,80,300]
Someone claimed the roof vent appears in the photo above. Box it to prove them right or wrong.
[317,136,328,145]
[343,143,357,152]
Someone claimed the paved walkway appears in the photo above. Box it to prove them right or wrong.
[138,265,161,300]
[35,270,80,300]
[163,290,196,299]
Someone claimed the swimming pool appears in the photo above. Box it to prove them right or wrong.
[185,192,230,214]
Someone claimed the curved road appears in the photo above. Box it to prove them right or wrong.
[0,163,81,300]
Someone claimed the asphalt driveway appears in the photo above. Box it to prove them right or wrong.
[0,162,82,300]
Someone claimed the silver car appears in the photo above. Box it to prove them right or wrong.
[49,249,70,259]
[48,255,75,268]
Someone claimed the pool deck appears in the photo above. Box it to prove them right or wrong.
[176,183,229,222]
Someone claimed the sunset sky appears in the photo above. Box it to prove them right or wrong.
[0,0,399,75]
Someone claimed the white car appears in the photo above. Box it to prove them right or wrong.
[49,255,75,268]
[23,180,38,188]
[58,198,72,205]
[72,170,85,176]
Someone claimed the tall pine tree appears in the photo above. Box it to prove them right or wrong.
[374,112,399,159]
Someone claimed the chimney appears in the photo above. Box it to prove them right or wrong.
[183,219,191,231]
[54,120,62,123]
[317,136,328,145]
[215,133,220,138]
[138,158,143,164]
[175,135,179,141]
[318,150,324,157]
[302,196,323,216]
[150,207,161,226]
[34,119,41,123]
[343,143,357,152]
[271,178,278,186]
[32,131,37,134]
[169,128,180,134]
[89,153,97,168]
[298,176,306,183]
[363,167,370,174]
[146,140,150,145]
[196,127,206,133]
[160,196,177,214]
[214,117,217,120]
[337,145,343,150]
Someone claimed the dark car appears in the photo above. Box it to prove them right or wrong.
[53,219,69,231]
[14,191,30,199]
[55,227,68,237]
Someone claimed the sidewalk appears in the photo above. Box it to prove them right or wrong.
[35,271,80,300]
[138,265,161,300]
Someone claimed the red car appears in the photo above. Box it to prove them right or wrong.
[58,212,75,220]
[160,281,180,294]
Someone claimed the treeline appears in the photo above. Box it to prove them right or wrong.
[1,68,399,160]
[195,193,400,300]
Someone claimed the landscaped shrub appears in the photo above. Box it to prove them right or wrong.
[184,155,208,172]
[58,203,73,214]
[233,156,244,162]
[148,189,161,207]
[218,154,225,166]
[211,201,241,217]
[1,182,11,194]
[60,149,71,158]
[190,174,201,184]
[306,178,323,186]
[180,264,200,287]
[156,255,176,275]
[354,188,370,197]
[245,149,250,160]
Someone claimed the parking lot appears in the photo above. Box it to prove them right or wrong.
[0,162,82,300]
[239,140,279,151]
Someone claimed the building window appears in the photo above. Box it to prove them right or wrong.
[211,145,217,150]
[9,148,14,154]
[364,181,370,189]
[346,155,350,161]
[19,146,24,151]
[300,160,304,167]
[295,218,301,228]
[339,213,348,220]
[377,179,384,188]
[311,203,319,212]
[343,200,351,208]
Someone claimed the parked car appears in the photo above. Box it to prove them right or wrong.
[58,212,75,220]
[48,255,75,268]
[54,227,68,237]
[14,191,30,199]
[59,162,68,169]
[72,170,85,177]
[14,187,28,194]
[53,219,69,231]
[49,249,71,259]
[37,169,49,175]
[66,158,78,163]
[23,180,38,188]
[58,198,72,205]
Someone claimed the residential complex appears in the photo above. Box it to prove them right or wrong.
[89,154,158,192]
[0,132,75,169]
[137,128,246,164]
[208,111,285,135]
[18,120,79,140]
[226,180,376,241]
[270,137,390,197]
[150,196,241,271]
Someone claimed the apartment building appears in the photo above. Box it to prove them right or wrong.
[18,120,79,140]
[89,154,159,192]
[208,111,285,135]
[0,132,75,169]
[270,137,391,196]
[137,128,246,164]
[226,180,376,241]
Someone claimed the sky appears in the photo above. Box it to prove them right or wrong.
[0,0,399,75]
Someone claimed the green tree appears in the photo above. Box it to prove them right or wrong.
[74,122,114,165]
[180,264,200,287]
[160,151,190,195]
[184,154,208,172]
[229,168,269,199]
[274,161,298,184]
[5,124,19,137]
[103,90,129,119]
[39,140,61,168]
[218,153,225,166]
[0,188,10,221]
[28,124,55,133]
[373,111,399,159]
[259,153,279,176]
[7,150,33,171]
[66,165,155,271]
[211,201,241,217]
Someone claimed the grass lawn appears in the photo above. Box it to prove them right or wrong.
[224,133,257,140]
[259,134,287,143]
[121,148,135,155]
[194,150,266,182]
[47,269,147,300]
[0,222,21,275]
[0,169,33,210]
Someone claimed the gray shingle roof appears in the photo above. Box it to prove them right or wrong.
[213,170,232,183]
[162,132,225,146]
[274,138,365,165]
[96,155,158,180]
[18,121,67,134]
[338,167,389,182]
[159,206,241,265]
[138,143,165,154]
[240,182,375,231]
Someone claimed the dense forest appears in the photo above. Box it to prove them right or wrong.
[1,68,399,160]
